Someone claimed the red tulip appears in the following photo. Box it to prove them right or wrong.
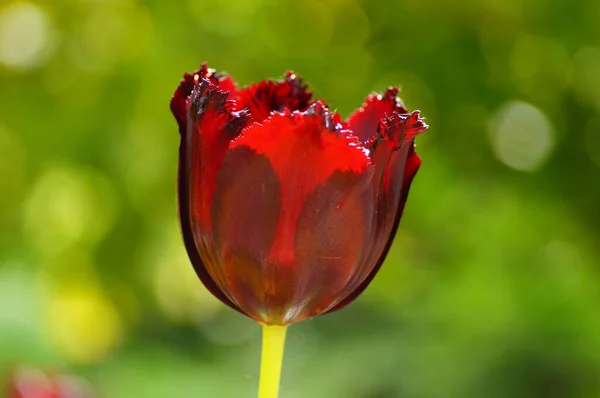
[7,367,94,398]
[171,63,427,326]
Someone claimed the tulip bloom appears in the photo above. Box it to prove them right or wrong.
[7,367,94,398]
[171,63,427,398]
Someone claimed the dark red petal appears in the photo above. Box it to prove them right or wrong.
[347,88,408,143]
[179,172,243,313]
[234,71,312,124]
[325,111,427,314]
[177,75,250,314]
[170,63,237,136]
[210,146,282,320]
[187,79,250,229]
[379,110,429,146]
[289,169,374,322]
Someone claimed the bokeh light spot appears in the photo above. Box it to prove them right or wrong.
[47,286,123,363]
[489,101,555,172]
[23,165,119,255]
[13,367,53,396]
[12,368,95,398]
[0,2,54,69]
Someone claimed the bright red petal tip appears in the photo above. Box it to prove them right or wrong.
[347,88,409,143]
[234,71,313,124]
[233,101,369,186]
[382,110,429,144]
[368,110,428,153]
[186,78,250,228]
[170,63,237,135]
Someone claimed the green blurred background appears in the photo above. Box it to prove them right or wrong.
[1,0,600,396]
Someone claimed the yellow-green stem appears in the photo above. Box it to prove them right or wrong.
[258,324,288,398]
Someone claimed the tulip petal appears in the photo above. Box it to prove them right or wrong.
[210,145,282,320]
[325,111,427,314]
[177,73,250,314]
[170,63,237,135]
[185,79,250,229]
[289,169,374,322]
[179,128,245,314]
[234,71,313,124]
[346,88,408,143]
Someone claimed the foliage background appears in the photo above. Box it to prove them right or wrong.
[1,0,600,396]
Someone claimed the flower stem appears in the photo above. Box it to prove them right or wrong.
[258,324,288,398]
